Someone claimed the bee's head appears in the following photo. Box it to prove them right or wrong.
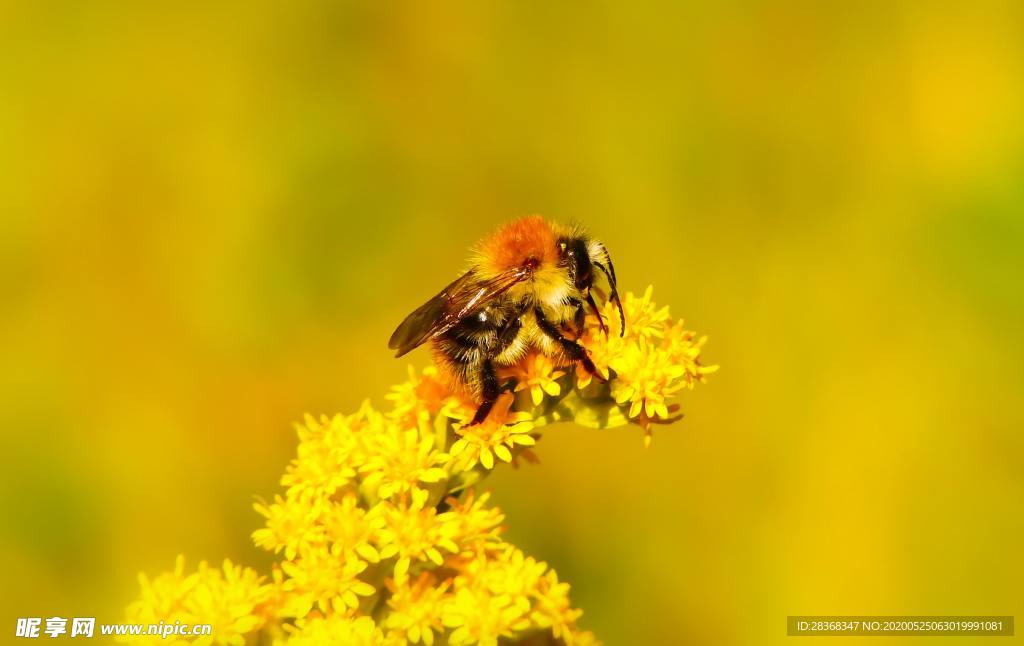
[558,235,625,336]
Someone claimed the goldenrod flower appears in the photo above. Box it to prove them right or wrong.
[376,490,461,585]
[458,545,546,608]
[279,549,376,618]
[123,287,714,646]
[438,545,589,646]
[190,560,274,645]
[322,492,385,564]
[440,490,505,553]
[565,286,719,445]
[280,414,359,500]
[531,569,584,642]
[503,352,566,406]
[384,572,450,645]
[252,494,325,560]
[124,556,272,646]
[441,586,528,646]
[620,285,671,338]
[360,426,450,501]
[386,365,450,429]
[609,333,686,420]
[282,615,392,646]
[662,319,720,387]
[447,395,537,471]
[125,555,192,628]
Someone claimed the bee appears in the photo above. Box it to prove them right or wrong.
[388,216,625,426]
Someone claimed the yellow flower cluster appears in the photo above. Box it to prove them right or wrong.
[123,288,713,645]
[123,556,276,646]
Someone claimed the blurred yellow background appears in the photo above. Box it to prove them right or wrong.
[2,1,1022,644]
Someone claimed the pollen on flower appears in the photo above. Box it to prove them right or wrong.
[387,365,452,429]
[122,284,712,646]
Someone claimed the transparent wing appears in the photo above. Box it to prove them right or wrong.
[388,267,530,357]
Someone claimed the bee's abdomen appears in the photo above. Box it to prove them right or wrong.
[431,302,517,396]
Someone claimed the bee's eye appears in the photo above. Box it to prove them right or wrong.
[558,241,568,254]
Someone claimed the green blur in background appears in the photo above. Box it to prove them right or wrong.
[1,1,1022,644]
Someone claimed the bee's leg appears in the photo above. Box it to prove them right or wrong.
[585,291,608,337]
[565,296,586,337]
[495,305,525,352]
[498,378,518,394]
[534,307,606,382]
[466,306,526,426]
[467,358,499,426]
[494,302,526,392]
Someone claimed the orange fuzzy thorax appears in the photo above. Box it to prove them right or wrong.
[471,216,563,278]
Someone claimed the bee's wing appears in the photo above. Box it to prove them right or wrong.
[388,267,530,358]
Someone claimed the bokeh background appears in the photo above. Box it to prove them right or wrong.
[2,1,1023,644]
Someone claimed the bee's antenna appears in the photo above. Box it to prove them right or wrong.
[601,246,625,336]
[594,249,625,337]
[600,244,617,286]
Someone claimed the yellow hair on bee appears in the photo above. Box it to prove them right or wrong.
[469,215,565,279]
[469,216,576,314]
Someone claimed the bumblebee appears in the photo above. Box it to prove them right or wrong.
[388,216,624,425]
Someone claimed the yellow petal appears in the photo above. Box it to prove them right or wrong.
[439,538,459,553]
[395,556,410,583]
[352,581,376,596]
[644,399,657,418]
[493,444,512,462]
[614,387,635,405]
[342,590,359,609]
[629,399,643,418]
[356,544,381,563]
[420,467,448,482]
